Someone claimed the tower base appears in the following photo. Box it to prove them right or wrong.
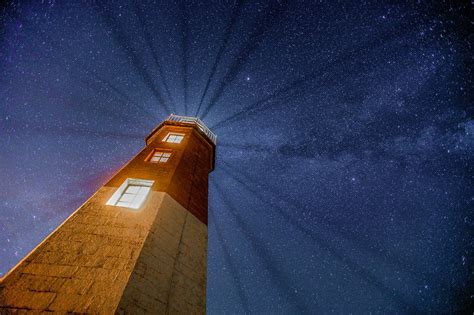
[0,188,207,313]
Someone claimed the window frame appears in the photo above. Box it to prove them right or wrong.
[146,149,172,163]
[106,178,154,210]
[163,132,185,144]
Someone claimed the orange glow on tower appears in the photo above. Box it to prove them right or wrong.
[0,115,216,313]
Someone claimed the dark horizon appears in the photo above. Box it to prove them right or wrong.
[0,1,472,313]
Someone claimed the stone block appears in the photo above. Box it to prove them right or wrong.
[58,278,94,295]
[14,274,65,293]
[1,289,56,310]
[22,264,78,278]
[47,293,92,312]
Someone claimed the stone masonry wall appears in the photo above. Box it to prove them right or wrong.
[117,194,207,314]
[0,188,207,313]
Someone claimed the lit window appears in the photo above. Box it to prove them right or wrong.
[149,150,171,163]
[106,178,154,210]
[163,133,184,143]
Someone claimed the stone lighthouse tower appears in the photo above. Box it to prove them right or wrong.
[0,115,216,313]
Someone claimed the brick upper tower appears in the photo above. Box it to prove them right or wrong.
[0,115,216,313]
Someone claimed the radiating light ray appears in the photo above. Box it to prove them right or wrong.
[220,160,423,279]
[218,163,420,312]
[209,207,251,313]
[94,3,172,115]
[210,18,423,130]
[200,0,290,120]
[194,0,246,117]
[88,73,158,122]
[133,1,177,113]
[213,180,313,313]
[181,1,189,115]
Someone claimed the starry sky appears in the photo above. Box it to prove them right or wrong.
[0,0,472,313]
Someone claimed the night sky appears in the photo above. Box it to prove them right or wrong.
[0,0,472,313]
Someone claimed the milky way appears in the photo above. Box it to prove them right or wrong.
[0,1,472,313]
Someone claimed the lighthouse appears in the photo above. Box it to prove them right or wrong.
[0,115,216,313]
